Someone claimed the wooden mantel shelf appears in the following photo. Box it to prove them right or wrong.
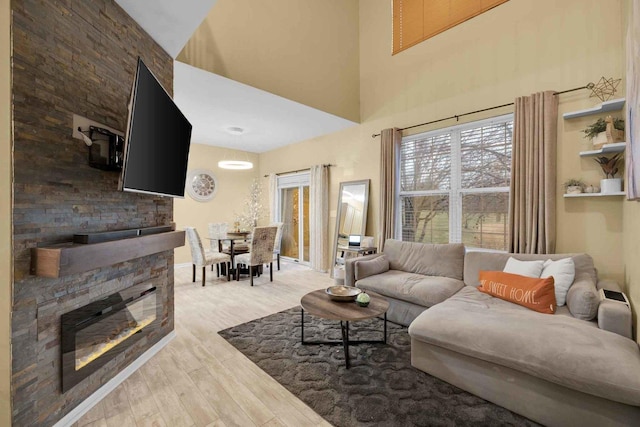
[31,230,185,278]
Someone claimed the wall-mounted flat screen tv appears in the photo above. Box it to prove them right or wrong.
[119,58,192,198]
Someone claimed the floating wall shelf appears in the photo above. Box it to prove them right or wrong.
[563,192,625,198]
[579,142,626,157]
[31,230,185,278]
[563,98,625,119]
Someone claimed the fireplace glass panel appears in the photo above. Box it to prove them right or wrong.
[61,284,158,392]
[74,291,156,370]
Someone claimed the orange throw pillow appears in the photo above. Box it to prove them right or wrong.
[478,271,557,314]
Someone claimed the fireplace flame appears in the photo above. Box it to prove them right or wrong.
[75,316,154,370]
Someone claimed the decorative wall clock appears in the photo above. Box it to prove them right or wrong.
[186,169,218,202]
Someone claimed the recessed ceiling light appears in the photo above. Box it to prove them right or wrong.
[226,126,245,135]
[218,160,253,170]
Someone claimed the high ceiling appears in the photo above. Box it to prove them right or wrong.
[115,0,358,153]
[114,0,217,58]
[174,62,356,153]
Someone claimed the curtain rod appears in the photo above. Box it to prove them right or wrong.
[371,84,590,138]
[263,163,334,178]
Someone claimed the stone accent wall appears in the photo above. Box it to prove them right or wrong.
[11,1,175,425]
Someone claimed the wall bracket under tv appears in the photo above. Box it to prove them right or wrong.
[77,125,124,171]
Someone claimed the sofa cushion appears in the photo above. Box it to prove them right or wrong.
[566,279,600,320]
[464,252,596,288]
[541,257,575,306]
[408,286,640,406]
[355,255,389,281]
[503,257,545,277]
[356,270,464,308]
[383,239,465,280]
[478,271,556,314]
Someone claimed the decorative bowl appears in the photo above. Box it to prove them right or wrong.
[325,285,362,302]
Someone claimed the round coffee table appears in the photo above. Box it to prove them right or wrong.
[300,289,389,369]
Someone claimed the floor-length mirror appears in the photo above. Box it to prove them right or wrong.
[332,179,370,278]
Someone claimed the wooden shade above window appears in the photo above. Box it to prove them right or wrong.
[392,0,510,55]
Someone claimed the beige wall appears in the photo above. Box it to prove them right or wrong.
[260,0,627,283]
[178,0,360,123]
[0,0,11,422]
[259,125,380,260]
[174,143,260,264]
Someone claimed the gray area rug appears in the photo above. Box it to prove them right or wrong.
[218,307,538,427]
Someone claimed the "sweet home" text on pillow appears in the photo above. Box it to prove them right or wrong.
[478,271,557,314]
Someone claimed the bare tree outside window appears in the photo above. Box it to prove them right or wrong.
[400,134,450,243]
[398,117,512,250]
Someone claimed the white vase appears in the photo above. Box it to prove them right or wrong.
[600,178,622,194]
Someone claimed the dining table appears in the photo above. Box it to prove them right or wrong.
[206,231,251,277]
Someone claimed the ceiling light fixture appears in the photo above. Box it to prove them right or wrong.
[226,126,245,135]
[218,160,253,170]
[219,126,253,169]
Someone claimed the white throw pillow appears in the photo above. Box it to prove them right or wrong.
[541,258,575,306]
[503,257,545,278]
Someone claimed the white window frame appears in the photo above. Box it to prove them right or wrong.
[395,113,513,249]
[275,172,310,221]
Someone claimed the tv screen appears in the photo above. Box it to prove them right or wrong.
[120,58,192,198]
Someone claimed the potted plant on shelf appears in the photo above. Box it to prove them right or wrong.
[563,178,585,194]
[582,116,625,149]
[594,152,623,194]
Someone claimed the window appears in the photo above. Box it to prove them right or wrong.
[392,0,510,55]
[397,115,513,251]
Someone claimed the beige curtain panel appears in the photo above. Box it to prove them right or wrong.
[626,0,640,200]
[378,128,402,251]
[268,173,277,222]
[309,164,329,272]
[508,91,558,254]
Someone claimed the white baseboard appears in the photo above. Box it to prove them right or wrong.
[174,262,191,269]
[54,330,177,427]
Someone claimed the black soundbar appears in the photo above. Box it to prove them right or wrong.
[73,224,175,244]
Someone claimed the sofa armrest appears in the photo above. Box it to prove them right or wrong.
[598,299,633,339]
[595,279,632,339]
[344,253,382,287]
[596,278,623,292]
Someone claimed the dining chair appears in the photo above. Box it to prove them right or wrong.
[269,222,284,270]
[234,226,277,286]
[185,227,231,286]
[208,222,230,273]
[208,222,229,252]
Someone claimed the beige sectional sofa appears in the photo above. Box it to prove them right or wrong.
[345,239,465,325]
[345,239,640,427]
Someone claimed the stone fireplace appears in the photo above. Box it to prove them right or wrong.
[10,1,176,425]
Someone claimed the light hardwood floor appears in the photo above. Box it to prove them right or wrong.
[74,261,334,427]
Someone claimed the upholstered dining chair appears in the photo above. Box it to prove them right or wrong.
[185,227,231,286]
[208,222,228,252]
[234,226,277,286]
[208,222,230,274]
[269,222,284,270]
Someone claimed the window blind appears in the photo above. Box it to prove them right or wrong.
[392,0,510,55]
[397,115,513,251]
